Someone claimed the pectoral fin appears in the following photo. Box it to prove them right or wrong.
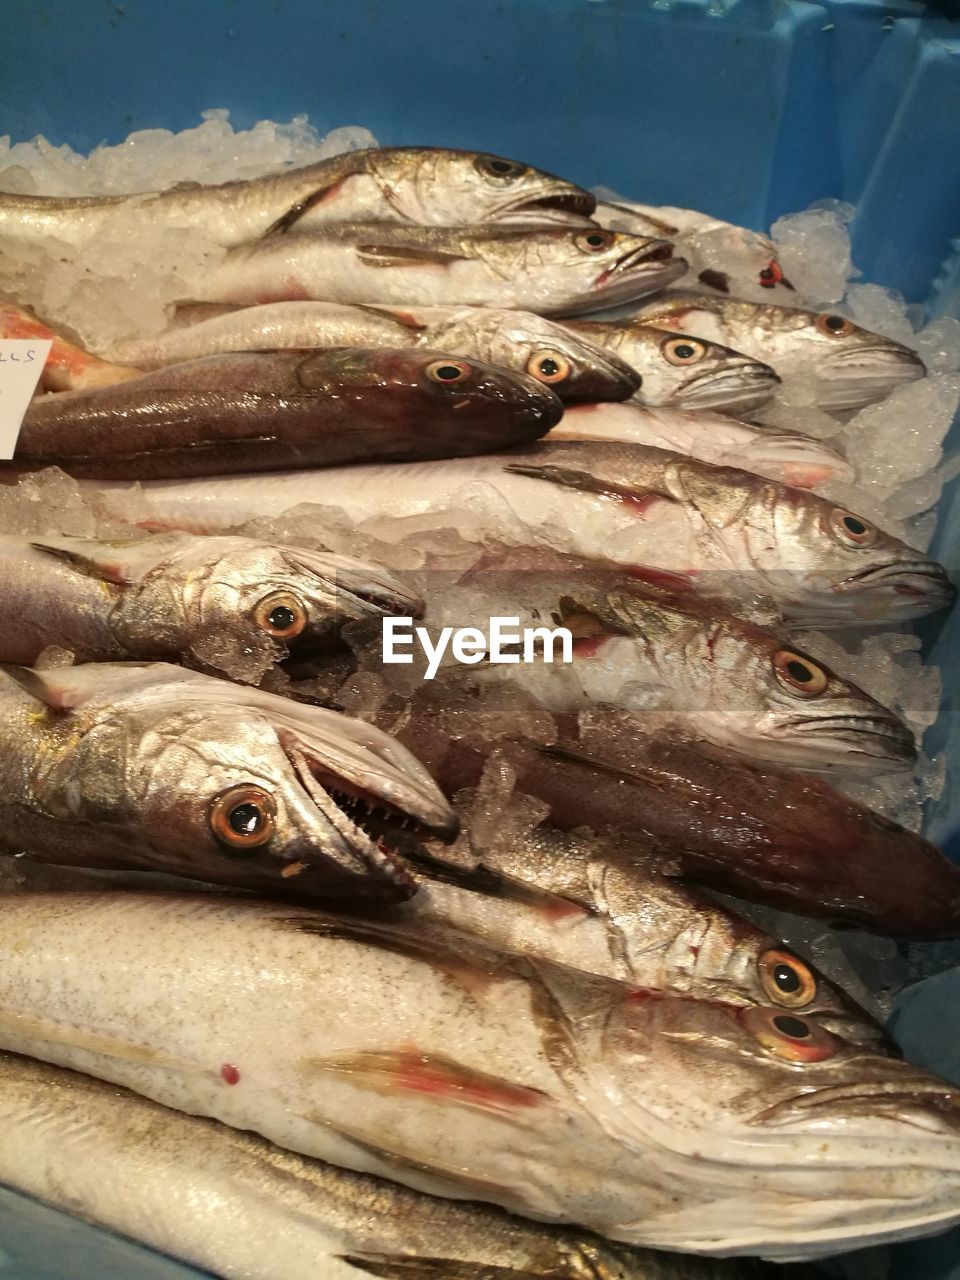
[0,1005,187,1070]
[30,541,131,586]
[261,176,350,237]
[342,1256,556,1279]
[505,463,675,519]
[356,245,468,269]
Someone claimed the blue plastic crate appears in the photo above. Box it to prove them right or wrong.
[0,0,959,1275]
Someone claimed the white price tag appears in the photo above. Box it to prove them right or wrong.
[0,339,52,460]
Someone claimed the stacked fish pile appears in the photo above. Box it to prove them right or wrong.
[0,140,958,1280]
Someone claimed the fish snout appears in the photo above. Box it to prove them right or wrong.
[842,561,955,620]
[779,710,917,772]
[562,346,643,404]
[674,359,779,412]
[283,548,424,621]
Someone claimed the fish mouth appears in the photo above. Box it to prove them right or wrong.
[838,561,955,617]
[671,363,779,412]
[562,345,643,403]
[778,714,917,770]
[755,1081,960,1132]
[498,189,598,225]
[283,547,424,621]
[817,346,926,409]
[555,243,689,317]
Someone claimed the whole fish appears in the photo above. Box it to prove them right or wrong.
[387,703,960,937]
[560,317,779,413]
[11,347,563,480]
[87,441,954,625]
[103,301,642,403]
[0,147,597,246]
[0,662,455,901]
[399,820,884,1046]
[593,198,793,299]
[619,292,925,410]
[551,401,853,490]
[0,300,139,392]
[0,1052,790,1280]
[431,557,914,771]
[0,892,958,1258]
[0,532,418,677]
[185,224,687,314]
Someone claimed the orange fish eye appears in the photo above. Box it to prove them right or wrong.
[816,312,855,338]
[758,949,817,1008]
[527,349,571,385]
[741,1006,841,1063]
[759,260,784,287]
[773,649,829,697]
[575,229,615,253]
[253,591,308,640]
[210,785,276,854]
[425,358,473,385]
[830,508,878,547]
[662,336,707,366]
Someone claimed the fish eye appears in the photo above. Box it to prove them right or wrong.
[740,1006,841,1063]
[830,508,878,548]
[816,312,855,338]
[426,358,473,385]
[210,784,276,854]
[662,336,706,366]
[575,229,615,254]
[253,591,308,640]
[527,349,571,385]
[475,154,528,183]
[773,649,829,697]
[758,949,817,1008]
[759,260,784,288]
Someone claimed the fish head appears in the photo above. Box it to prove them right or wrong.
[622,325,779,413]
[294,346,563,452]
[586,989,960,1254]
[477,229,688,315]
[116,536,421,672]
[668,460,955,623]
[425,308,641,403]
[50,666,456,901]
[368,148,597,226]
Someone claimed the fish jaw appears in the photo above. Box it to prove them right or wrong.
[558,244,689,317]
[756,711,917,772]
[670,360,780,414]
[816,345,927,411]
[833,561,956,623]
[559,342,643,404]
[491,184,597,225]
[281,546,423,623]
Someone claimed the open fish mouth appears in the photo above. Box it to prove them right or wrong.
[672,362,779,411]
[781,715,917,769]
[497,189,597,223]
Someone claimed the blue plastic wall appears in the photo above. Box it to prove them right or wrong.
[1,1,960,1276]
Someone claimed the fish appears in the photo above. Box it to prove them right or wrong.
[560,317,779,413]
[10,347,563,480]
[0,531,419,676]
[398,820,885,1048]
[183,224,688,314]
[593,199,793,298]
[0,300,140,392]
[86,441,955,625]
[0,892,957,1258]
[0,1051,793,1280]
[550,401,853,490]
[431,553,915,771]
[618,292,926,410]
[0,146,597,247]
[0,662,456,902]
[102,301,642,403]
[386,701,960,937]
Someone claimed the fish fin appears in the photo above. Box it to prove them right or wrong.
[302,1049,550,1117]
[356,244,468,269]
[0,1005,187,1070]
[167,180,204,192]
[353,303,429,332]
[697,268,731,293]
[341,1255,554,1279]
[504,463,675,518]
[403,847,593,921]
[29,541,132,586]
[0,665,89,712]
[261,176,350,237]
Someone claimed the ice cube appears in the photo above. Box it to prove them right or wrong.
[771,201,857,307]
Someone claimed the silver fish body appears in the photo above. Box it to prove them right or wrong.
[0,147,597,247]
[86,441,953,625]
[551,401,853,490]
[0,532,419,678]
[104,301,641,402]
[0,893,958,1258]
[0,662,455,901]
[0,1050,728,1280]
[561,317,779,413]
[621,292,925,410]
[186,224,688,314]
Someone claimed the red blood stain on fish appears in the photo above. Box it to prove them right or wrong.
[573,634,610,659]
[220,1064,241,1085]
